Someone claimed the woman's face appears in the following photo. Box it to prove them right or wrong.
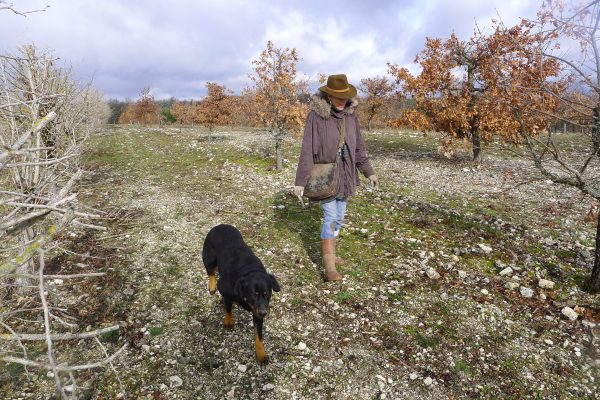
[327,95,347,111]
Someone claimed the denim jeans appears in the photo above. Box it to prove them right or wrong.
[321,198,347,239]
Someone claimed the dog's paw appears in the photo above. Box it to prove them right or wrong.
[256,353,270,366]
[208,275,217,295]
[224,313,234,329]
[224,322,234,330]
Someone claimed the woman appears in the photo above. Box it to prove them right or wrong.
[294,74,378,282]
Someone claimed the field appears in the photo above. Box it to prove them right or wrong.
[2,125,599,399]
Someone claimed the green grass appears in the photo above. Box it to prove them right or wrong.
[335,291,354,303]
[453,358,471,375]
[6,362,25,378]
[100,329,120,343]
[148,326,164,336]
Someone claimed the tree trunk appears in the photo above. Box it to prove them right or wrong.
[367,117,373,132]
[472,131,482,162]
[588,210,600,292]
[275,138,283,171]
[16,227,35,293]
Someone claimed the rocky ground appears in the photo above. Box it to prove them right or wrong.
[1,125,599,399]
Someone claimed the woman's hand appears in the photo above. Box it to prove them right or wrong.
[368,175,379,189]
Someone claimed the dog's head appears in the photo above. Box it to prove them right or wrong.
[234,273,280,319]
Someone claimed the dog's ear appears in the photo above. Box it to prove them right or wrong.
[234,277,246,298]
[269,274,281,292]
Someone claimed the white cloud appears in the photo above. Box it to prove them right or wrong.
[0,0,542,99]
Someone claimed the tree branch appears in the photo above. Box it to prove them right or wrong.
[0,324,119,341]
[2,344,127,371]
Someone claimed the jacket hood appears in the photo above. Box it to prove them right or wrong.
[310,91,358,119]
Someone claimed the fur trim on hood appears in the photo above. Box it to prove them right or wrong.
[309,91,358,119]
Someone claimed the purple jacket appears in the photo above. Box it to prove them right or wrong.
[295,93,375,197]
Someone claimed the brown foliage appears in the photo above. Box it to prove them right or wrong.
[388,21,560,160]
[170,100,196,125]
[357,76,396,131]
[118,87,160,125]
[249,41,308,138]
[196,82,233,132]
[249,40,308,169]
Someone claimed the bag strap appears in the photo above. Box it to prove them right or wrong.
[338,116,346,151]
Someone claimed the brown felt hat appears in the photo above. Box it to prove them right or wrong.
[319,74,357,99]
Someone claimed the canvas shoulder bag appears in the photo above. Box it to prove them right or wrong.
[303,116,345,202]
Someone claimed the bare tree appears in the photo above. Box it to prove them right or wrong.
[512,1,600,291]
[0,45,123,398]
[0,0,49,16]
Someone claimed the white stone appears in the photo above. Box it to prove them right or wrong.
[262,383,275,391]
[423,377,433,386]
[458,270,467,279]
[478,244,493,254]
[63,384,75,393]
[499,267,513,276]
[544,339,554,346]
[237,364,247,373]
[226,386,236,399]
[582,320,597,328]
[538,279,555,289]
[520,287,534,298]
[409,372,418,380]
[561,307,579,321]
[312,366,322,373]
[169,375,183,388]
[481,289,489,295]
[426,269,441,280]
[296,342,307,351]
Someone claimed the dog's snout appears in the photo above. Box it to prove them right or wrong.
[258,308,268,318]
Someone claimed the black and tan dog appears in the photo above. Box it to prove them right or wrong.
[202,224,280,365]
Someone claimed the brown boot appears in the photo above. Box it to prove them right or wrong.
[322,238,342,282]
[334,238,344,265]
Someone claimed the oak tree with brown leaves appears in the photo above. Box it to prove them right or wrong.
[118,87,160,125]
[170,100,197,129]
[389,20,561,162]
[196,82,232,134]
[357,76,395,131]
[249,41,308,170]
[389,33,492,161]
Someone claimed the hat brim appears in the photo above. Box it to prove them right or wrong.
[318,84,357,99]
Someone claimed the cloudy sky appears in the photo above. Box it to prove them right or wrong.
[1,0,542,100]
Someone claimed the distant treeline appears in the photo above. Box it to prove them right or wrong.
[108,90,415,131]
